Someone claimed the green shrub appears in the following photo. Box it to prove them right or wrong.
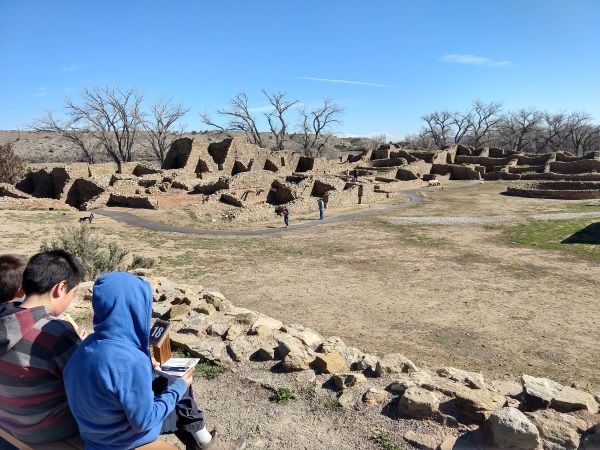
[270,388,296,404]
[41,225,155,280]
[373,432,403,450]
[197,361,226,380]
[0,143,26,184]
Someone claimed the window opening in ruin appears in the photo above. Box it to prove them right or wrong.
[264,159,278,172]
[195,159,209,174]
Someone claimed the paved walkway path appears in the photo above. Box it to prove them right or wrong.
[94,182,600,236]
[95,187,428,236]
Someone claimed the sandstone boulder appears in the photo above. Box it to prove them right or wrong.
[437,367,486,389]
[388,371,433,394]
[362,388,388,406]
[488,407,540,449]
[311,352,348,374]
[552,386,599,413]
[187,339,232,368]
[169,304,190,319]
[251,316,283,333]
[397,386,439,419]
[192,302,216,316]
[453,386,507,422]
[403,430,440,450]
[225,323,244,341]
[282,347,311,372]
[227,336,262,362]
[525,409,581,450]
[337,392,355,408]
[295,329,323,348]
[206,322,230,337]
[354,353,379,372]
[204,291,226,310]
[152,302,172,318]
[522,374,563,410]
[375,353,417,376]
[319,336,347,354]
[333,373,367,390]
[250,325,273,338]
[277,339,304,360]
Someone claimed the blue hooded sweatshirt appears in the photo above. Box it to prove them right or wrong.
[63,272,187,450]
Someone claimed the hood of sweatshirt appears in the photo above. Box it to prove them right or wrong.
[92,272,153,355]
[0,303,50,356]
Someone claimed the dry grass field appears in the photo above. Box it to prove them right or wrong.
[2,181,600,390]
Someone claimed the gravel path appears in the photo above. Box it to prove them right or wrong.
[95,181,600,234]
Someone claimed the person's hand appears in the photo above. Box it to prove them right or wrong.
[150,355,161,371]
[181,367,194,388]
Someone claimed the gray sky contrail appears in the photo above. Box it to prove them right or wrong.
[301,77,395,88]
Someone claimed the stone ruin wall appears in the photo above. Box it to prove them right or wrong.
[506,181,600,200]
[10,138,600,219]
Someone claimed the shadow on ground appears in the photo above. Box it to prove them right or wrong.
[561,222,600,244]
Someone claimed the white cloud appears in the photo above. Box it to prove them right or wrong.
[301,77,395,88]
[61,65,79,72]
[441,54,512,67]
[35,87,47,96]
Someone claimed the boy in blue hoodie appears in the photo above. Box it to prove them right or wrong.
[64,272,245,450]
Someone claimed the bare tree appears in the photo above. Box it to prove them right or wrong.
[142,98,189,164]
[567,112,594,156]
[497,108,541,152]
[263,90,298,151]
[465,99,503,148]
[535,112,570,153]
[421,110,453,149]
[32,110,98,163]
[200,92,264,148]
[398,130,434,148]
[33,84,144,169]
[297,98,343,157]
[451,110,470,144]
[371,133,388,149]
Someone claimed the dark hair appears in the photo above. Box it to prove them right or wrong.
[0,254,28,303]
[22,250,86,296]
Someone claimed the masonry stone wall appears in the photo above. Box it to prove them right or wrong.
[507,181,600,200]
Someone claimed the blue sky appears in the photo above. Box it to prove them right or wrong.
[1,0,599,141]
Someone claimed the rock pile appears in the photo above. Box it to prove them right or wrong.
[75,272,600,450]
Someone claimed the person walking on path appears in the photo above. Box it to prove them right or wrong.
[282,206,289,227]
[353,167,359,182]
[318,198,325,220]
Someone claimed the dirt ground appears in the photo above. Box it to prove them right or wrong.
[1,181,599,391]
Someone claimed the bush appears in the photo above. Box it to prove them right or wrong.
[270,388,296,404]
[373,432,403,450]
[197,361,226,380]
[41,225,155,280]
[0,143,26,184]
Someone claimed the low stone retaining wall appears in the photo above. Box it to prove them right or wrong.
[114,274,599,450]
[507,181,600,200]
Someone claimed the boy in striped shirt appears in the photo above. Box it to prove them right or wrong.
[0,250,85,443]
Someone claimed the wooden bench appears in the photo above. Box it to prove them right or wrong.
[0,427,84,449]
[428,179,440,186]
